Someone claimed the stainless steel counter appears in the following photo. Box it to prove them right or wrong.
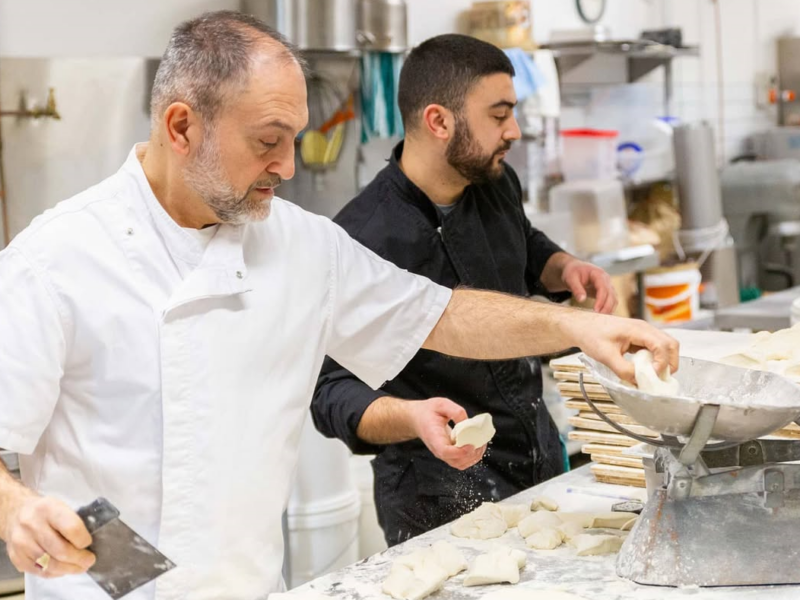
[714,285,800,331]
[288,465,800,599]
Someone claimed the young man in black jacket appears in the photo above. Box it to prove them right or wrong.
[312,34,618,546]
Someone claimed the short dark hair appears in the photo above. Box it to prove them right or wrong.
[150,10,306,127]
[397,34,515,132]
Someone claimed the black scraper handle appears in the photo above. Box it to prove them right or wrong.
[77,497,120,534]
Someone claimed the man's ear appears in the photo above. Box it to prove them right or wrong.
[421,104,454,141]
[162,102,200,156]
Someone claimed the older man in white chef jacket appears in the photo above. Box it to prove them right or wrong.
[0,11,678,600]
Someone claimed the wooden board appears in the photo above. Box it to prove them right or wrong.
[554,371,597,384]
[591,454,645,469]
[581,443,629,456]
[565,399,625,415]
[569,416,660,438]
[557,382,610,398]
[578,411,642,426]
[594,472,647,488]
[568,429,639,447]
[591,463,647,483]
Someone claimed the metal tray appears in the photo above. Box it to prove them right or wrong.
[580,355,800,442]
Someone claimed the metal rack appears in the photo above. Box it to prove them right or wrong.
[543,40,700,116]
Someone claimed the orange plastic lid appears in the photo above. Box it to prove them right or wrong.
[561,128,619,138]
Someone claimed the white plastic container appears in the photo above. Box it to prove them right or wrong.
[288,421,361,588]
[350,455,388,559]
[617,117,677,181]
[643,265,702,324]
[791,297,800,327]
[560,128,619,181]
[549,179,629,257]
[287,491,361,589]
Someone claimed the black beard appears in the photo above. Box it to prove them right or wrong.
[446,115,511,185]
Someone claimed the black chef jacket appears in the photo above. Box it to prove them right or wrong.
[312,141,569,546]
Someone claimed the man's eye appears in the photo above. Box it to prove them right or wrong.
[261,140,278,149]
[494,115,507,122]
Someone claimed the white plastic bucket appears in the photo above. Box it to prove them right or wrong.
[643,265,702,324]
[287,491,361,589]
[287,420,361,588]
[350,455,388,559]
[560,128,619,181]
[791,297,800,327]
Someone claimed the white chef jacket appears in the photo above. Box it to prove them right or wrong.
[0,144,452,600]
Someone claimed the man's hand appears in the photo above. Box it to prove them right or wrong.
[570,312,680,384]
[407,398,486,471]
[4,495,95,578]
[560,259,617,314]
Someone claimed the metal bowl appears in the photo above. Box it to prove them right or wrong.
[579,355,800,443]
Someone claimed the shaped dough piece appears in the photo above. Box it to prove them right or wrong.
[396,541,468,578]
[632,349,680,396]
[499,503,531,528]
[451,413,496,448]
[430,541,468,577]
[268,592,332,600]
[451,502,508,540]
[481,590,588,600]
[557,521,585,542]
[555,512,593,528]
[382,562,448,600]
[588,512,638,530]
[463,547,525,587]
[571,533,624,556]
[518,510,562,538]
[525,528,563,550]
[490,544,527,569]
[530,496,558,512]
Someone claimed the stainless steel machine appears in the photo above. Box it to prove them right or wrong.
[580,355,800,587]
[722,159,800,291]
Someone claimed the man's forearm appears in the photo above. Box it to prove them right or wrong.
[423,288,588,360]
[356,396,418,445]
[539,251,571,292]
[0,459,35,541]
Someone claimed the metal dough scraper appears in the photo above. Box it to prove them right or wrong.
[77,497,176,599]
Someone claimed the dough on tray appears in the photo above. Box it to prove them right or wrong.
[481,590,588,600]
[556,521,585,541]
[587,512,638,530]
[396,541,467,578]
[499,503,531,528]
[383,562,448,600]
[451,502,508,539]
[451,413,496,448]
[571,533,625,556]
[525,528,563,550]
[463,546,527,587]
[530,496,558,512]
[518,510,562,538]
[632,349,680,396]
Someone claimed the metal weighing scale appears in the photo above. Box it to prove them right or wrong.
[579,355,800,587]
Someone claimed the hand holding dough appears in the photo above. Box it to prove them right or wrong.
[632,349,680,396]
[451,413,496,448]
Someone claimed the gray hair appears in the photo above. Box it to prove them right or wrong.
[150,10,306,129]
